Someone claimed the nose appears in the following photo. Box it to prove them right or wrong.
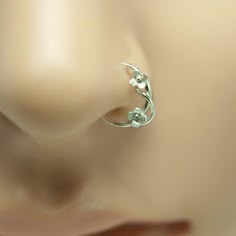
[0,1,131,141]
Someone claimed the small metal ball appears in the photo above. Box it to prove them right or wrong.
[134,114,140,120]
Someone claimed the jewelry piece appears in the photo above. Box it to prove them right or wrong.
[103,62,156,128]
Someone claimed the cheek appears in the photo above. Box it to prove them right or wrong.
[124,0,236,228]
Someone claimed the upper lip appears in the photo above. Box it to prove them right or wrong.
[0,208,191,236]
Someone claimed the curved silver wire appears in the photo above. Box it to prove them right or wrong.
[102,62,156,128]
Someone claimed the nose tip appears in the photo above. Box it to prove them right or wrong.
[0,1,147,141]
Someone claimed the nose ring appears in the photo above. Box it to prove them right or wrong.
[103,62,156,128]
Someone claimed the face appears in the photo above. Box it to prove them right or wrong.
[0,1,235,236]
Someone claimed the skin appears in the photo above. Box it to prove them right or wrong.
[0,0,235,235]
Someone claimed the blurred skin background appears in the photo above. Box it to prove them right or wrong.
[0,1,235,236]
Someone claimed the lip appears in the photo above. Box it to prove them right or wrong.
[90,220,191,236]
[0,207,191,236]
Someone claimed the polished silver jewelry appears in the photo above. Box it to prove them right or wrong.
[103,62,156,128]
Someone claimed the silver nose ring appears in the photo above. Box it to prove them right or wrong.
[103,62,156,128]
